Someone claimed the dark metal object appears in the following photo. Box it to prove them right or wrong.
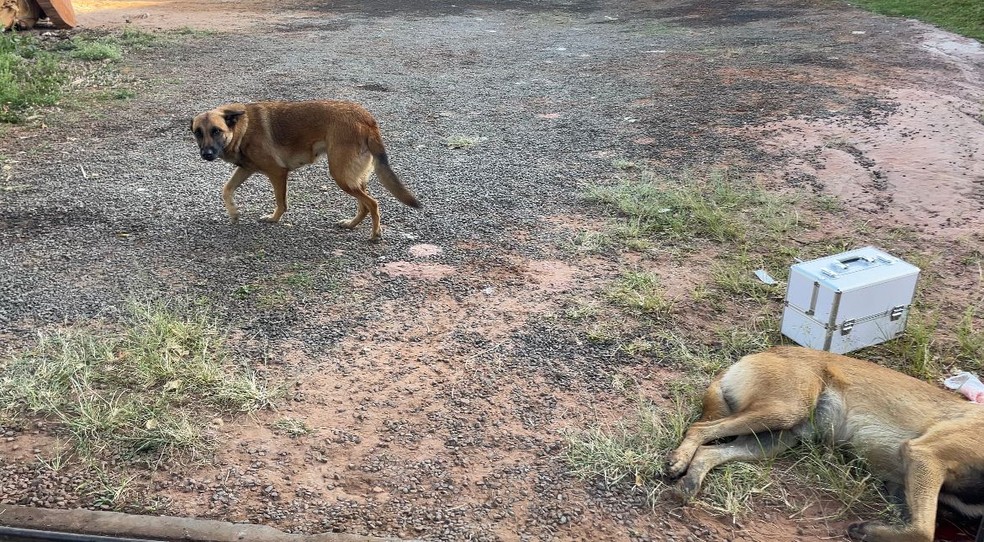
[0,525,164,542]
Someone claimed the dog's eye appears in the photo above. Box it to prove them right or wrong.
[211,128,221,137]
[194,128,203,138]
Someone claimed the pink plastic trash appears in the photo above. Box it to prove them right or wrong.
[944,372,984,404]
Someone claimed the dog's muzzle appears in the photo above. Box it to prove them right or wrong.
[200,148,218,161]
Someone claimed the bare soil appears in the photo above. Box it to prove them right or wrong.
[2,0,983,541]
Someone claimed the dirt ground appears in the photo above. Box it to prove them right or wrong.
[2,0,984,540]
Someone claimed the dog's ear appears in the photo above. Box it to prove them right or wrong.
[222,106,246,129]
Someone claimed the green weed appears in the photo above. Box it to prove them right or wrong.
[0,300,280,464]
[116,27,161,49]
[813,194,843,213]
[606,271,674,319]
[0,28,162,124]
[850,0,983,42]
[90,469,138,510]
[171,27,216,37]
[710,257,776,303]
[0,34,66,123]
[955,306,984,368]
[583,169,799,248]
[874,307,940,379]
[564,395,695,496]
[233,284,256,299]
[69,41,122,61]
[781,440,896,520]
[271,417,311,437]
[93,88,136,101]
[569,229,612,253]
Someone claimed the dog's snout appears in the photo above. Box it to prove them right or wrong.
[201,149,217,161]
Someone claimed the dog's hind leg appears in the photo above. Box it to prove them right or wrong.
[222,167,254,223]
[672,431,800,499]
[342,185,381,242]
[338,199,369,230]
[260,167,289,223]
[330,145,380,241]
[667,400,805,479]
[335,175,372,231]
[667,379,731,477]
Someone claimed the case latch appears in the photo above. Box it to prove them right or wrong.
[840,319,856,335]
[890,305,905,321]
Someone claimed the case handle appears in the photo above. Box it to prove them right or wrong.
[831,255,876,271]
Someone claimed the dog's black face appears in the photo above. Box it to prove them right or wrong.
[191,106,245,162]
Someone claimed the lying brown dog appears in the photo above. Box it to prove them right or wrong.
[191,100,420,242]
[667,346,984,542]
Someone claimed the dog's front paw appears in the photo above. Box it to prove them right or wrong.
[259,214,280,223]
[336,219,356,230]
[228,212,240,224]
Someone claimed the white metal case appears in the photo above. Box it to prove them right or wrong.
[780,246,920,354]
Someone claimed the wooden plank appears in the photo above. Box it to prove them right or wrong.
[34,0,75,28]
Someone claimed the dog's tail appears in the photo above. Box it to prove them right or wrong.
[367,131,421,209]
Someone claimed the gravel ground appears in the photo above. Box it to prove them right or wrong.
[2,0,983,540]
[0,0,943,332]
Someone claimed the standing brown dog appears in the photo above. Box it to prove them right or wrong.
[191,100,420,241]
[667,346,984,542]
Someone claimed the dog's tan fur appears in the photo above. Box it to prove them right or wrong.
[668,346,984,542]
[191,100,420,241]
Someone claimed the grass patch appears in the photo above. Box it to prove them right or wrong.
[868,300,984,379]
[872,306,940,379]
[115,27,162,49]
[93,88,137,101]
[69,41,122,61]
[656,329,776,381]
[0,34,66,123]
[849,0,983,42]
[606,271,674,319]
[0,300,281,464]
[708,247,793,304]
[955,306,984,368]
[569,229,613,253]
[580,167,811,342]
[271,417,312,437]
[564,392,776,520]
[0,28,165,124]
[782,440,896,521]
[171,27,217,37]
[59,28,161,58]
[583,169,799,246]
[565,395,695,504]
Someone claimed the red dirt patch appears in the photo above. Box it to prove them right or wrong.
[380,261,455,281]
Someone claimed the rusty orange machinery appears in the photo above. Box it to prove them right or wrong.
[1,0,76,30]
